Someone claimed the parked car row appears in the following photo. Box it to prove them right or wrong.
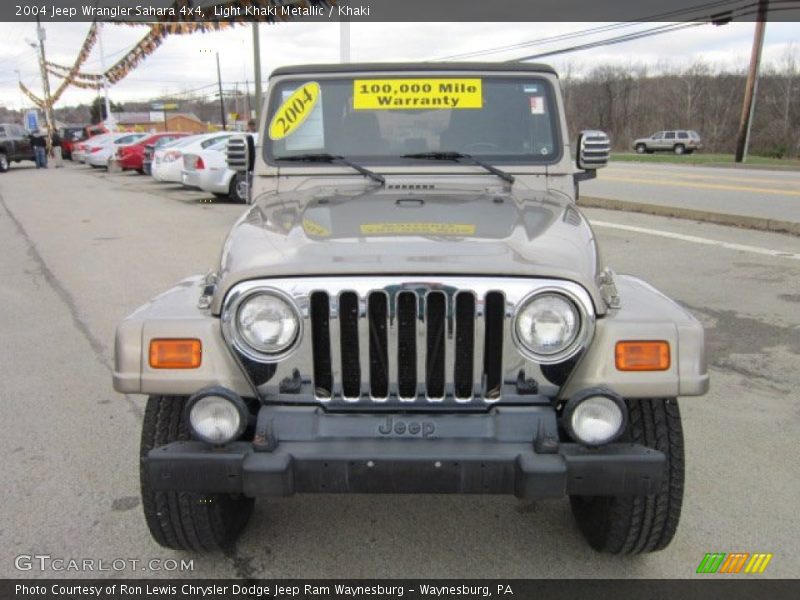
[69,130,252,203]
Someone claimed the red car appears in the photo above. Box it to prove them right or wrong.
[115,132,190,173]
[62,124,106,160]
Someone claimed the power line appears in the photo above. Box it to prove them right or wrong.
[506,0,796,63]
[433,0,756,61]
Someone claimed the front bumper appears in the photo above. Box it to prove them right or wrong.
[145,405,665,498]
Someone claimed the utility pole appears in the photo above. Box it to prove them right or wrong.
[734,0,769,163]
[340,0,351,63]
[34,18,54,146]
[98,23,115,130]
[245,79,251,123]
[252,23,262,125]
[216,51,226,130]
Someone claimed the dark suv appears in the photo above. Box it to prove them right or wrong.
[0,123,35,172]
[633,130,702,155]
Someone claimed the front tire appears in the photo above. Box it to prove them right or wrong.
[635,144,647,154]
[0,153,9,172]
[140,395,254,551]
[569,398,684,554]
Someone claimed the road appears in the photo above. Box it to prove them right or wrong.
[583,162,800,225]
[1,163,799,579]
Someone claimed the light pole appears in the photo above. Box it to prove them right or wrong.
[98,22,116,130]
[252,23,262,125]
[216,52,226,130]
[14,70,24,111]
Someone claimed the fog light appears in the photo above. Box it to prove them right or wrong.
[564,388,627,446]
[185,387,247,445]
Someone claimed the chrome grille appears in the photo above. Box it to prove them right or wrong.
[221,277,596,406]
[308,287,503,403]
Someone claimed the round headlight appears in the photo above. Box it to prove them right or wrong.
[188,392,245,445]
[515,293,580,359]
[236,292,300,355]
[565,390,627,446]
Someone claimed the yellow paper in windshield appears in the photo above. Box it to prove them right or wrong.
[268,82,320,140]
[353,79,482,110]
[360,223,476,235]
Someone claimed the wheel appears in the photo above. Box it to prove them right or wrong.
[635,144,647,154]
[230,172,249,204]
[136,168,145,174]
[0,153,8,173]
[140,394,254,551]
[569,398,684,554]
[673,144,686,155]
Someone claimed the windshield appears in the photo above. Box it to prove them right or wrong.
[264,75,560,165]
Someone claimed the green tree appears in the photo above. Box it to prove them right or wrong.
[90,96,123,124]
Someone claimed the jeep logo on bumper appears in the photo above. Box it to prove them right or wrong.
[378,416,435,437]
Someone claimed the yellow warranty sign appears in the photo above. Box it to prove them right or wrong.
[268,82,320,140]
[354,79,482,110]
[360,223,476,235]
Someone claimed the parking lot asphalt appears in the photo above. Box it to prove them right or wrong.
[0,163,799,579]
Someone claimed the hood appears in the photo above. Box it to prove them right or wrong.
[211,187,606,314]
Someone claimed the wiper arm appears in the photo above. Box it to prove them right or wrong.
[274,153,385,186]
[402,151,515,184]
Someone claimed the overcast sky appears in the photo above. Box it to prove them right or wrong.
[0,20,797,109]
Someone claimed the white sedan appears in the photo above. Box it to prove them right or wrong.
[181,135,257,203]
[73,133,114,163]
[85,133,146,168]
[151,133,233,183]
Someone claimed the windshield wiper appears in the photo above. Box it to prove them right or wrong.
[402,151,515,184]
[274,153,385,186]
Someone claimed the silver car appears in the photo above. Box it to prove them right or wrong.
[633,130,702,155]
[115,62,708,555]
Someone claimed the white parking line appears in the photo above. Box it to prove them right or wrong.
[591,220,800,261]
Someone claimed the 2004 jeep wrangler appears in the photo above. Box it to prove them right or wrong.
[113,63,708,554]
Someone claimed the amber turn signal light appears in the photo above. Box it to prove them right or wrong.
[149,339,202,369]
[615,341,670,371]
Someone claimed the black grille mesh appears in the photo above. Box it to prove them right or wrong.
[309,292,332,398]
[397,292,417,398]
[454,293,475,398]
[425,292,446,398]
[308,288,508,401]
[368,293,389,398]
[339,292,360,398]
[483,292,505,399]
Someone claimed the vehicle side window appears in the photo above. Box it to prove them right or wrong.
[201,135,230,149]
[678,132,688,139]
[0,126,6,137]
[652,132,663,139]
[665,132,676,140]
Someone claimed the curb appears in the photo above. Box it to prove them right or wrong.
[577,196,800,237]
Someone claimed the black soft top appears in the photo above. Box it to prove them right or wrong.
[270,62,558,78]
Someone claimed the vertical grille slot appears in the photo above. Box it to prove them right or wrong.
[483,291,505,400]
[454,293,475,399]
[309,292,332,398]
[396,292,417,399]
[368,293,389,399]
[426,292,446,399]
[339,292,361,399]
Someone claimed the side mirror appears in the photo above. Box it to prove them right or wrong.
[577,130,610,171]
[226,134,254,173]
